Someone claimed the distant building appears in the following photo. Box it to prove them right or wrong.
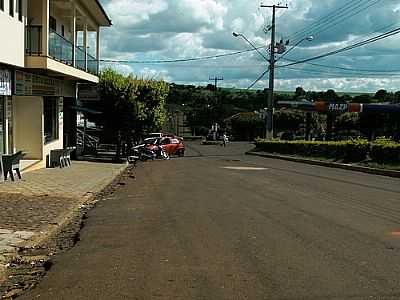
[0,0,111,170]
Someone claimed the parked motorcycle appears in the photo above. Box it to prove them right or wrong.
[158,144,170,160]
[131,144,157,162]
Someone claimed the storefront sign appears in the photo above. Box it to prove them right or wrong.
[315,101,349,113]
[327,103,348,112]
[0,70,12,96]
[15,71,63,96]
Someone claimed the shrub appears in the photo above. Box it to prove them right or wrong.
[254,139,370,163]
[370,142,400,164]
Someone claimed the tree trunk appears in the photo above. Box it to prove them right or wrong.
[115,130,122,161]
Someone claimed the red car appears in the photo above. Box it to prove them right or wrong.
[146,137,185,157]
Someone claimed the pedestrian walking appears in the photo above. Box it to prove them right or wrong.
[222,133,228,147]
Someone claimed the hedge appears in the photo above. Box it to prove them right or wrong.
[254,139,370,163]
[370,141,400,164]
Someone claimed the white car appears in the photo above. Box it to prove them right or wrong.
[148,133,163,138]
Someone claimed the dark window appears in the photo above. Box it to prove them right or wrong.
[49,16,56,31]
[0,0,4,12]
[44,98,59,143]
[61,25,65,37]
[17,0,21,21]
[9,0,13,16]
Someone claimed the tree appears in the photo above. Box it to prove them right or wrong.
[89,69,169,159]
[96,69,138,160]
[131,77,169,134]
[335,113,359,135]
[374,89,388,102]
[325,89,339,103]
[294,86,306,99]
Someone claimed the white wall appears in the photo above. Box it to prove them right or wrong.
[0,0,26,67]
[13,96,64,168]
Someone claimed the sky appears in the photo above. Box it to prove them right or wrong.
[98,0,400,93]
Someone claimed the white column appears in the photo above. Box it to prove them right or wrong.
[42,0,49,56]
[83,22,88,71]
[96,27,100,60]
[96,27,100,73]
[71,1,76,66]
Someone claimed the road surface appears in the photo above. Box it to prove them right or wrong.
[19,142,400,300]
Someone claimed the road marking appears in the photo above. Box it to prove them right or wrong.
[222,166,268,171]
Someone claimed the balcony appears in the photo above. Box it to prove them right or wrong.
[25,26,99,77]
[49,29,73,66]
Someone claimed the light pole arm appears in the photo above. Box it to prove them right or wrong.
[233,32,269,62]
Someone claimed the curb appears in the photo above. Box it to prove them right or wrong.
[246,151,400,179]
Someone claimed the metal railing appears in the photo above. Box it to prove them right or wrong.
[77,128,99,149]
[75,46,86,71]
[25,27,99,76]
[25,25,42,55]
[87,53,99,75]
[49,29,73,65]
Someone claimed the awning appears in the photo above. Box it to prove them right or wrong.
[70,106,102,115]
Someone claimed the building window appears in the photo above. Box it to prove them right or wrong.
[0,0,4,12]
[44,97,59,143]
[9,0,13,16]
[17,0,21,21]
[49,16,56,31]
[61,25,65,37]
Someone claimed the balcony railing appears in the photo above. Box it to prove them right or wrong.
[76,46,86,71]
[26,25,42,55]
[25,26,99,76]
[49,29,73,66]
[87,53,99,75]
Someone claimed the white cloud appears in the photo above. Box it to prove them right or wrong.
[99,0,400,92]
[177,0,227,31]
[104,0,168,27]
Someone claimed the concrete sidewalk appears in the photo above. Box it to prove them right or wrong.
[0,161,127,281]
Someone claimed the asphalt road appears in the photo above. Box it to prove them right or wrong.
[19,142,400,300]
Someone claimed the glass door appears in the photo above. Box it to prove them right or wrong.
[0,97,4,154]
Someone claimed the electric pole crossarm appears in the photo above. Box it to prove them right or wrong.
[209,76,224,90]
[260,5,288,8]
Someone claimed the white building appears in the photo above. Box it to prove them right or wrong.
[0,0,111,170]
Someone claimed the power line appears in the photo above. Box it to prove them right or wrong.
[247,68,269,90]
[246,25,400,89]
[281,58,400,74]
[288,0,377,43]
[304,0,383,43]
[280,66,400,78]
[277,26,400,69]
[100,47,265,65]
[287,0,365,40]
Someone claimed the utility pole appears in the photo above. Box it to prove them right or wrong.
[261,3,288,139]
[209,76,224,93]
[209,76,223,140]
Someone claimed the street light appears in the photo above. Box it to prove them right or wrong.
[232,32,269,61]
